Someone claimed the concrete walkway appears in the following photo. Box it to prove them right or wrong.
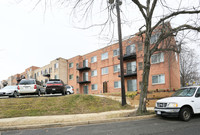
[0,109,155,131]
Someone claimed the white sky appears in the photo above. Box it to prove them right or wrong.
[0,0,200,81]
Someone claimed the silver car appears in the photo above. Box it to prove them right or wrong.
[18,79,45,96]
[0,86,19,98]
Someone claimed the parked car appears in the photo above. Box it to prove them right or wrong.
[0,86,19,98]
[17,79,45,96]
[46,79,66,95]
[65,85,74,95]
[155,86,200,121]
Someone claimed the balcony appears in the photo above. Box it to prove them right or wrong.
[77,76,91,84]
[118,68,137,78]
[123,52,136,61]
[76,62,91,71]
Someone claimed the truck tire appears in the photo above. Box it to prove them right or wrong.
[179,107,192,121]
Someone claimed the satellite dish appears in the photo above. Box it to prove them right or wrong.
[108,0,114,4]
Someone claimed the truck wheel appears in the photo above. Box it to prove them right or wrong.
[180,107,192,121]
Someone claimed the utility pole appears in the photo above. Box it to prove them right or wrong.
[109,0,126,106]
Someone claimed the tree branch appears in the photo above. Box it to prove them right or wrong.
[152,10,200,32]
[149,0,158,19]
[132,0,147,19]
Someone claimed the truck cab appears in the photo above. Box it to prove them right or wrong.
[155,86,200,121]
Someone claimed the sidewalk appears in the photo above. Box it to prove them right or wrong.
[0,108,155,131]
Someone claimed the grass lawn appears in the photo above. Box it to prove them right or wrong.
[0,94,133,118]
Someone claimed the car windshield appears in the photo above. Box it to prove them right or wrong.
[19,80,35,85]
[172,87,197,97]
[47,81,61,84]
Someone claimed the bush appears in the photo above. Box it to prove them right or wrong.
[126,92,138,99]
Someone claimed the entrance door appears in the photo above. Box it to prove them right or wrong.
[127,79,137,91]
[83,85,88,94]
[103,82,108,93]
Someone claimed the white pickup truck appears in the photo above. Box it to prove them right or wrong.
[155,86,200,121]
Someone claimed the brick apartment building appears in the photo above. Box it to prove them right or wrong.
[2,26,180,93]
[67,34,180,94]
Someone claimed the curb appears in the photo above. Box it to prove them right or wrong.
[0,114,156,131]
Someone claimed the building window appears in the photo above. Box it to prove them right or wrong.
[114,64,120,73]
[83,72,89,81]
[41,70,43,75]
[91,56,97,63]
[150,33,161,44]
[126,44,135,55]
[152,74,165,84]
[127,79,137,91]
[69,74,73,80]
[114,81,121,88]
[37,72,40,76]
[113,48,119,57]
[102,67,108,75]
[54,75,59,79]
[137,43,143,52]
[91,70,97,77]
[101,52,108,60]
[45,69,48,74]
[49,68,52,73]
[91,84,98,90]
[69,62,73,68]
[54,63,59,69]
[151,52,164,64]
[138,62,143,70]
[127,61,136,74]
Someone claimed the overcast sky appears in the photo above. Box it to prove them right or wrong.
[0,0,199,81]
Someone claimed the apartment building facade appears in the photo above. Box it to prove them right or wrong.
[67,34,181,94]
[33,57,68,84]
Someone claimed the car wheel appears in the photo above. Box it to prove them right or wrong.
[66,91,70,95]
[38,90,41,97]
[179,107,192,121]
[13,91,18,98]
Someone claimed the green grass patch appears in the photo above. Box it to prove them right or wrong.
[0,94,132,118]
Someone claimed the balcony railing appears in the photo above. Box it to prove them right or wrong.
[76,62,91,71]
[77,76,91,84]
[118,68,137,77]
[123,51,136,61]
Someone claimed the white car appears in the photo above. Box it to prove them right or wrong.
[18,79,45,96]
[0,86,19,98]
[65,85,74,95]
[155,86,200,121]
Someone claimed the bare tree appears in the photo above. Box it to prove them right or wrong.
[180,46,200,87]
[33,0,200,114]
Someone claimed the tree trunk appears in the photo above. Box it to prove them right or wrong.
[137,37,151,114]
